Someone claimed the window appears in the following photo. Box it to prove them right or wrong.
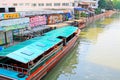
[13,3,17,6]
[38,3,44,6]
[0,8,5,13]
[9,7,15,12]
[25,3,29,6]
[46,3,52,6]
[72,3,74,7]
[32,3,37,6]
[19,3,24,6]
[54,3,60,6]
[62,3,69,6]
[92,3,96,6]
[66,3,69,6]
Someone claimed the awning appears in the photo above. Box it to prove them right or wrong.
[32,25,50,32]
[0,26,78,64]
[3,25,27,31]
[74,7,86,11]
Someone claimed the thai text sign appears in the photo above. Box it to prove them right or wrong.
[0,17,29,26]
[3,13,20,19]
[30,15,46,27]
[48,14,63,25]
[0,17,29,31]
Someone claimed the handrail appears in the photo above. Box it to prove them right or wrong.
[30,44,63,71]
[0,63,29,75]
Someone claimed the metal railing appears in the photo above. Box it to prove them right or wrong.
[30,44,63,73]
[0,63,29,75]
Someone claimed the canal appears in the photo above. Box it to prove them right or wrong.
[42,13,120,80]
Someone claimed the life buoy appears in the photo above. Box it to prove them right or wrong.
[17,73,25,78]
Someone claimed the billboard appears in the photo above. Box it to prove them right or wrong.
[48,14,63,25]
[30,15,46,27]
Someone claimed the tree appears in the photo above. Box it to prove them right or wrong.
[112,0,120,9]
[106,0,114,10]
[98,0,107,9]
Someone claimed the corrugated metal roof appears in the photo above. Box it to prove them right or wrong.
[0,26,78,63]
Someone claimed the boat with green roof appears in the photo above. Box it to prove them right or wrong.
[0,26,80,80]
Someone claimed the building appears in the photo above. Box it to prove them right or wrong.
[0,0,74,12]
[75,0,99,9]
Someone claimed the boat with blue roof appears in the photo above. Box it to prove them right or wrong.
[0,26,80,80]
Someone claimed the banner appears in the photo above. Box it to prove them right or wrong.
[30,15,46,27]
[3,13,20,19]
[48,14,63,25]
[0,17,29,31]
[0,17,29,26]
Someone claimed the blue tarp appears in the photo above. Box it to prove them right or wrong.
[74,7,86,11]
[0,26,78,63]
[65,13,72,18]
[0,46,4,51]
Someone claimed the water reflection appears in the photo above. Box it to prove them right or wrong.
[42,13,120,80]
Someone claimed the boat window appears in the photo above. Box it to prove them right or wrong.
[21,50,34,56]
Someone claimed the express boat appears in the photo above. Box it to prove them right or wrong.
[0,26,80,80]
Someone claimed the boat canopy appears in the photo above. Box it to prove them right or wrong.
[0,26,78,63]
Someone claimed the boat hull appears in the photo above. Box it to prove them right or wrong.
[26,29,80,80]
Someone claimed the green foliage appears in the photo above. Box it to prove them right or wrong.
[95,8,101,14]
[81,12,87,17]
[98,0,107,9]
[75,14,79,19]
[112,0,120,9]
[106,0,114,10]
[98,0,114,10]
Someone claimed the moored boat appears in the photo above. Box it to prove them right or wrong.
[0,26,80,80]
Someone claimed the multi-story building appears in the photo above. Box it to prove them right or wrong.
[0,0,74,12]
[81,0,99,9]
[75,0,99,9]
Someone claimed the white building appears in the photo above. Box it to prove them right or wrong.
[75,0,99,9]
[0,0,74,12]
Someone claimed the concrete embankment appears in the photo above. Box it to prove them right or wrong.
[85,10,117,25]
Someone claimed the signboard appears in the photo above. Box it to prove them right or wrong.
[3,13,20,19]
[48,14,63,25]
[0,17,29,31]
[0,17,29,26]
[0,32,5,45]
[30,15,46,27]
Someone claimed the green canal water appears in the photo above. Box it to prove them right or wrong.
[42,13,120,80]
